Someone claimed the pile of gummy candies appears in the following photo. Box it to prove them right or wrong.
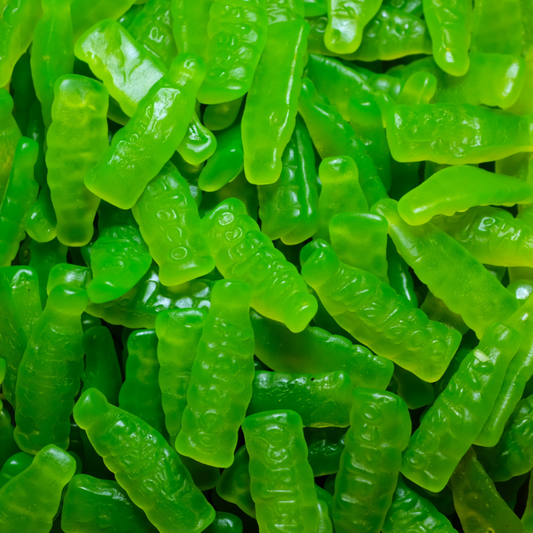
[3,0,533,531]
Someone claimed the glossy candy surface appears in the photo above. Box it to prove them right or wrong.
[383,478,457,533]
[257,117,320,244]
[399,165,533,226]
[402,322,521,492]
[74,388,215,533]
[479,394,533,482]
[62,474,158,532]
[202,198,318,333]
[119,329,167,436]
[423,0,472,76]
[176,280,255,467]
[156,308,206,445]
[375,198,519,338]
[0,445,76,533]
[298,77,387,206]
[325,0,381,55]
[74,19,166,115]
[46,75,108,247]
[14,284,87,455]
[450,449,526,533]
[243,410,319,533]
[0,0,43,88]
[197,0,268,104]
[31,0,74,129]
[0,266,42,407]
[333,389,411,533]
[133,161,215,286]
[0,138,38,267]
[242,17,309,185]
[387,103,533,165]
[88,203,152,304]
[81,326,122,406]
[389,53,526,109]
[301,240,461,381]
[315,156,368,241]
[330,212,389,283]
[433,206,533,268]
[84,54,205,209]
[250,310,394,389]
[247,370,353,427]
[128,0,177,69]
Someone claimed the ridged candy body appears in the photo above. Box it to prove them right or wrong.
[198,0,268,104]
[382,478,457,533]
[176,280,255,467]
[257,117,319,244]
[202,198,317,333]
[133,161,215,286]
[333,389,411,533]
[242,17,309,185]
[243,410,319,533]
[119,329,167,436]
[88,203,152,304]
[374,198,519,338]
[0,445,76,533]
[402,323,521,492]
[84,54,206,210]
[14,285,88,454]
[156,308,207,445]
[387,103,533,164]
[248,370,353,427]
[301,241,460,382]
[0,266,42,407]
[62,474,158,533]
[74,388,215,533]
[46,75,109,246]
